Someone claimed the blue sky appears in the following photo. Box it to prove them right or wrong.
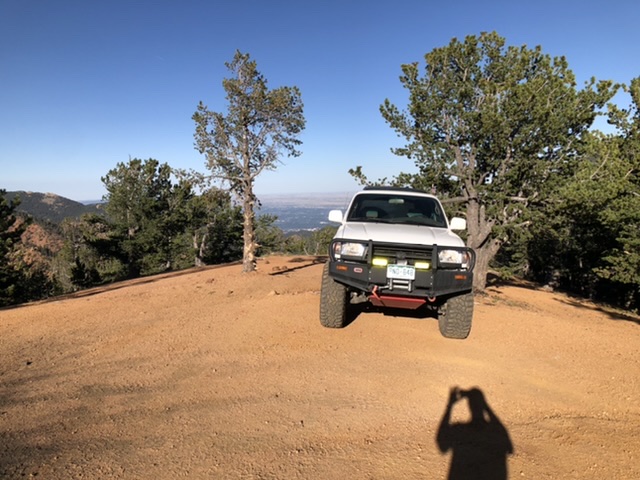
[1,0,638,202]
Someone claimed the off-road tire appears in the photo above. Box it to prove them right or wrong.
[319,262,349,328]
[438,291,474,339]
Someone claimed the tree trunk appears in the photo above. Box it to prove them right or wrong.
[193,232,205,267]
[472,238,502,291]
[464,194,500,292]
[242,189,257,273]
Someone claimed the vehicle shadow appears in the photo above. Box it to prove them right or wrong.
[436,386,513,480]
[337,302,438,329]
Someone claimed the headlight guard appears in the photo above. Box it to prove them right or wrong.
[438,248,472,270]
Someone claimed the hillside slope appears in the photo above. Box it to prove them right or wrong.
[5,191,102,223]
[1,256,638,479]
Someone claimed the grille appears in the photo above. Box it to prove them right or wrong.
[372,245,433,262]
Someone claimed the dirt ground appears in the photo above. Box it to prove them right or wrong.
[1,256,639,479]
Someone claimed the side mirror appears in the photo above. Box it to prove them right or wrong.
[449,217,467,231]
[328,210,344,223]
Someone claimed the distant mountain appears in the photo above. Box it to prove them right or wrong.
[4,191,103,224]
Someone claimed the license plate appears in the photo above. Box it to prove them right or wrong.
[387,264,415,280]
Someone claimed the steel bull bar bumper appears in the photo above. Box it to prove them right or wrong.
[328,239,475,309]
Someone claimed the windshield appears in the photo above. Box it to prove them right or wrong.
[346,193,447,228]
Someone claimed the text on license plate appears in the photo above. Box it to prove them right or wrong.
[387,264,415,280]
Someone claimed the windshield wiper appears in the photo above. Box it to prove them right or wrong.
[363,218,395,224]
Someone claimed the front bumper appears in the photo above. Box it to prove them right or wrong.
[328,239,475,300]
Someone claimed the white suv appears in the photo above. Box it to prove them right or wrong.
[320,187,475,339]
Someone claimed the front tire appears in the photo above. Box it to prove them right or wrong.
[319,262,349,328]
[438,292,474,339]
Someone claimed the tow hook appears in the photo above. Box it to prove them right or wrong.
[350,292,369,304]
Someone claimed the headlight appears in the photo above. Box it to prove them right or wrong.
[438,249,470,268]
[438,249,463,264]
[333,241,368,259]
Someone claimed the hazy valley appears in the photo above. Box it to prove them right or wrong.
[6,190,355,232]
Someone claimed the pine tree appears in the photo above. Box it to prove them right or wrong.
[0,190,27,306]
[193,51,305,272]
[354,32,616,291]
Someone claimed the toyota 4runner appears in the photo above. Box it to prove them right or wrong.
[320,187,475,339]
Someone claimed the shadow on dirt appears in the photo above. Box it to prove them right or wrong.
[486,273,640,326]
[0,361,80,477]
[340,302,438,328]
[436,386,513,480]
[0,261,244,312]
[267,256,326,276]
[4,255,331,311]
[0,351,149,478]
[554,297,640,326]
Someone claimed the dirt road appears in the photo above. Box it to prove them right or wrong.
[1,256,639,479]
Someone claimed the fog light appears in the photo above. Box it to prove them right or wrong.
[414,261,430,269]
[372,257,388,267]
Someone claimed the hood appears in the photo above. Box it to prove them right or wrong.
[335,222,465,247]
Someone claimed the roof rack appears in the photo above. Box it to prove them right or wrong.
[362,186,429,194]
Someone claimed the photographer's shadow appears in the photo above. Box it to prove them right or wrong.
[436,387,513,480]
